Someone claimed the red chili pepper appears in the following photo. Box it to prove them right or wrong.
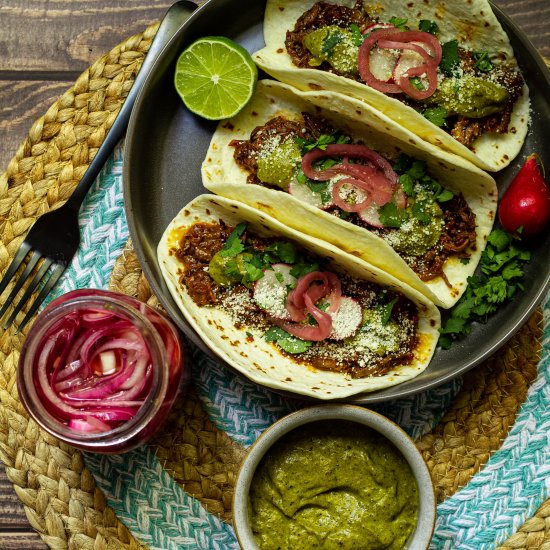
[498,154,550,238]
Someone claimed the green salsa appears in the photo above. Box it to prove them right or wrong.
[249,421,419,550]
[388,201,444,257]
[428,75,509,118]
[257,139,301,188]
[303,26,359,76]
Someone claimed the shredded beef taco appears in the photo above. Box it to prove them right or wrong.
[252,0,529,171]
[157,195,440,399]
[202,80,497,309]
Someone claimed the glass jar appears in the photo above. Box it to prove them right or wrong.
[17,288,187,453]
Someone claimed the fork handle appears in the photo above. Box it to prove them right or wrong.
[64,0,198,211]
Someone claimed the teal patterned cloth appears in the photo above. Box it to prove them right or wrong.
[47,144,550,550]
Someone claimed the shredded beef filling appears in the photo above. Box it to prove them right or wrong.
[284,0,524,149]
[174,221,418,378]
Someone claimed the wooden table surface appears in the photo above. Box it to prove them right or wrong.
[0,0,548,548]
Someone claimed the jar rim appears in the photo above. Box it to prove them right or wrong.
[17,293,169,448]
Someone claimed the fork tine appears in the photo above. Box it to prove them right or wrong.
[15,263,66,334]
[0,242,32,297]
[2,257,53,329]
[0,251,42,320]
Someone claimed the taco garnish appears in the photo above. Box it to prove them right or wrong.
[229,111,477,284]
[158,195,440,398]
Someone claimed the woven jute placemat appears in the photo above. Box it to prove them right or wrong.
[0,20,549,550]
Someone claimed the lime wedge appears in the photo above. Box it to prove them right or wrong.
[174,36,258,120]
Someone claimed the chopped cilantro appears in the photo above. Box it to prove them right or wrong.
[412,200,432,225]
[408,160,427,181]
[290,262,320,279]
[318,158,339,170]
[438,229,531,349]
[295,132,349,153]
[296,167,308,185]
[265,327,312,354]
[487,228,510,251]
[266,241,298,264]
[350,23,364,46]
[410,77,426,91]
[460,257,471,265]
[418,19,439,35]
[242,262,263,285]
[380,297,398,325]
[219,222,247,258]
[389,16,409,30]
[339,210,352,220]
[306,179,329,194]
[473,51,494,72]
[440,40,460,76]
[246,331,254,339]
[399,173,415,197]
[322,30,344,57]
[393,154,413,174]
[275,271,284,284]
[394,154,453,205]
[320,189,333,205]
[422,106,448,127]
[378,202,409,228]
[437,188,454,203]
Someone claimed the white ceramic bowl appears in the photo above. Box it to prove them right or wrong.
[233,405,436,550]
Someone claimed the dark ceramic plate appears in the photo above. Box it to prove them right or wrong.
[123,0,550,404]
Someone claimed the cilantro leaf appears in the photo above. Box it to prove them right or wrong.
[322,30,344,57]
[378,203,409,228]
[219,223,247,258]
[265,327,312,354]
[393,154,413,174]
[297,170,329,195]
[290,262,320,279]
[350,23,364,46]
[408,160,427,181]
[295,132,349,153]
[418,19,439,35]
[440,40,460,76]
[242,261,263,286]
[380,298,398,325]
[436,188,454,203]
[219,222,247,258]
[410,77,426,91]
[266,241,298,264]
[389,16,409,30]
[422,106,448,127]
[487,228,510,252]
[399,173,415,197]
[412,200,432,225]
[473,51,494,72]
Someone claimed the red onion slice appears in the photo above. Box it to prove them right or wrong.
[358,28,442,99]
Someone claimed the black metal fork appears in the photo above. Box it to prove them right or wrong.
[0,0,196,333]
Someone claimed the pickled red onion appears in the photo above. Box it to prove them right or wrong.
[358,28,442,100]
[279,272,344,341]
[36,308,157,433]
[302,144,398,185]
[276,293,333,341]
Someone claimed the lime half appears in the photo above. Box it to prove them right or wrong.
[174,36,258,120]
